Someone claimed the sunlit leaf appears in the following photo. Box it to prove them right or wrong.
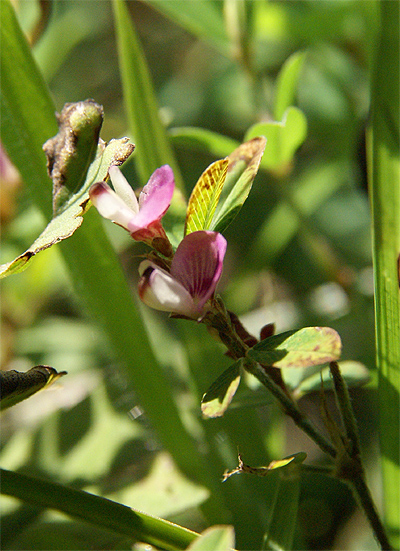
[274,51,306,121]
[201,360,242,418]
[211,137,267,233]
[0,365,67,411]
[186,525,235,551]
[245,107,307,172]
[0,138,134,279]
[247,327,342,368]
[185,159,229,235]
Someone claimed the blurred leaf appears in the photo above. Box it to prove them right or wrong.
[169,127,239,159]
[145,1,230,56]
[112,0,182,188]
[0,138,134,279]
[201,360,242,418]
[245,107,307,171]
[33,2,111,82]
[186,525,235,551]
[292,361,370,399]
[211,137,267,233]
[185,159,228,235]
[274,51,306,121]
[247,327,342,368]
[1,468,198,551]
[0,366,66,411]
[262,469,301,551]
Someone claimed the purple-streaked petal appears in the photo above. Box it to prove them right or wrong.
[89,182,136,230]
[138,260,196,317]
[108,166,139,213]
[171,231,227,310]
[130,165,175,231]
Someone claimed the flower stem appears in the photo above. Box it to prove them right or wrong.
[244,359,337,458]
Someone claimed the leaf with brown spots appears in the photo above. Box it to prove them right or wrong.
[247,327,342,369]
[184,158,228,235]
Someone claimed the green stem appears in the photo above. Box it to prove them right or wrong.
[207,303,337,458]
[245,359,337,458]
[349,473,393,551]
[329,362,392,550]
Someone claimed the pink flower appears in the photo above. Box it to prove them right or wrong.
[138,231,227,320]
[89,165,174,255]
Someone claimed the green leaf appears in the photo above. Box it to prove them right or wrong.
[245,107,307,171]
[211,137,267,233]
[0,138,134,279]
[201,360,242,418]
[145,0,230,56]
[247,327,342,368]
[112,0,182,188]
[0,366,66,411]
[368,1,400,545]
[185,159,229,235]
[274,51,307,121]
[0,468,198,551]
[186,525,235,551]
[292,361,371,399]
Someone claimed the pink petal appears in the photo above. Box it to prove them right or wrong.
[89,182,137,230]
[129,165,175,232]
[171,231,227,310]
[138,260,196,317]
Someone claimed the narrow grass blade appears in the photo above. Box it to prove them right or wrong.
[112,0,182,188]
[0,468,197,551]
[368,1,400,546]
[145,0,229,56]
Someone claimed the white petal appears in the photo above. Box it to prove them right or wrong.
[90,182,137,230]
[108,166,139,213]
[139,261,197,317]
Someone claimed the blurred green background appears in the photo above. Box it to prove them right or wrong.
[1,1,383,549]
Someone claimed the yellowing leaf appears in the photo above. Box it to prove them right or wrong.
[184,158,228,235]
[247,327,342,368]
